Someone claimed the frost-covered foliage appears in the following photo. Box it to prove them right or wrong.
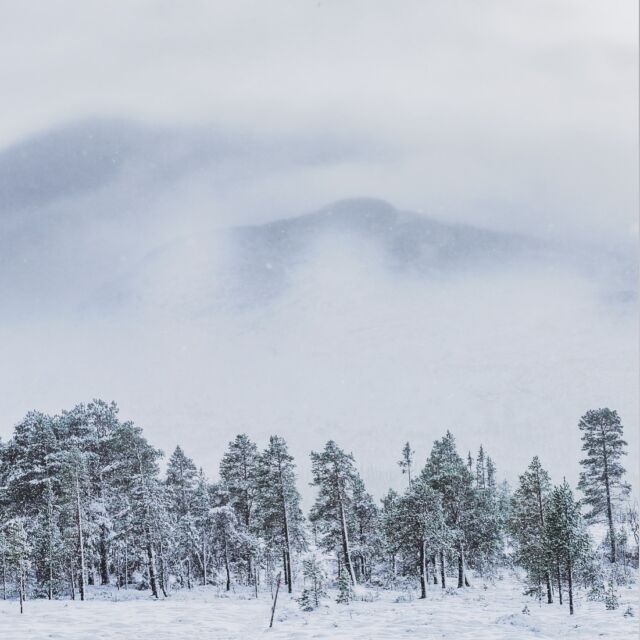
[0,399,635,620]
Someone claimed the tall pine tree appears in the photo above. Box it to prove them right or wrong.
[577,408,630,563]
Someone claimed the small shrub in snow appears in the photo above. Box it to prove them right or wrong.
[445,587,458,596]
[521,605,530,615]
[394,593,413,603]
[298,589,315,612]
[297,555,327,611]
[604,580,619,610]
[336,574,352,605]
[623,605,634,618]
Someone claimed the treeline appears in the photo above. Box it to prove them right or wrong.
[0,401,636,616]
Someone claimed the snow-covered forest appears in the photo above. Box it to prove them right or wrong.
[0,399,636,638]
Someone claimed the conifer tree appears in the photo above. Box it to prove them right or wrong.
[350,475,380,583]
[4,519,31,613]
[254,435,306,593]
[545,480,591,615]
[509,457,553,603]
[396,479,446,598]
[297,555,327,610]
[309,441,359,584]
[476,446,486,489]
[220,435,258,583]
[421,431,474,588]
[577,408,630,563]
[210,506,242,591]
[380,489,401,583]
[398,442,414,488]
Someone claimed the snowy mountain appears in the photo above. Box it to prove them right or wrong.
[0,122,636,500]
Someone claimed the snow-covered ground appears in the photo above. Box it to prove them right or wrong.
[0,577,637,640]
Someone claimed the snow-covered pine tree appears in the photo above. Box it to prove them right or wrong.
[190,469,214,586]
[4,519,31,613]
[544,480,591,615]
[254,435,306,593]
[165,446,199,588]
[350,475,380,584]
[84,400,121,586]
[396,478,446,598]
[486,456,497,493]
[398,442,414,488]
[32,480,64,599]
[219,434,258,584]
[309,441,359,585]
[166,446,198,519]
[298,555,327,610]
[380,489,401,584]
[421,431,475,588]
[108,421,165,598]
[509,457,553,603]
[210,505,242,591]
[476,446,486,490]
[466,452,505,579]
[577,408,630,563]
[336,571,352,604]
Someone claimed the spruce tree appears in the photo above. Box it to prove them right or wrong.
[380,489,401,584]
[219,434,258,583]
[309,441,359,584]
[396,478,446,598]
[577,408,630,563]
[509,457,553,603]
[421,431,474,588]
[544,480,591,615]
[298,555,327,610]
[350,475,380,583]
[398,442,414,488]
[254,435,306,593]
[4,519,31,613]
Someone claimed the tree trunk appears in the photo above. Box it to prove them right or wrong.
[187,556,192,589]
[285,551,292,594]
[533,471,553,603]
[158,539,168,597]
[457,544,466,588]
[224,534,231,591]
[602,439,617,563]
[279,455,293,593]
[282,550,288,586]
[75,472,86,602]
[69,559,75,600]
[556,561,563,606]
[419,541,427,598]
[566,558,574,615]
[18,573,23,614]
[439,551,446,589]
[338,493,356,585]
[47,494,54,600]
[2,550,6,600]
[124,542,129,590]
[431,555,438,584]
[99,527,109,585]
[146,535,159,598]
[202,538,207,586]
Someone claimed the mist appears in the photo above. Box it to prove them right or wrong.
[0,1,637,498]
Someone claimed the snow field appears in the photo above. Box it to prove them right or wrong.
[0,577,637,640]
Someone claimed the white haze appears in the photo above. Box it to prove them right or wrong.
[0,1,637,498]
[0,217,636,498]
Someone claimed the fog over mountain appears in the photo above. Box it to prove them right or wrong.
[0,119,636,500]
[0,1,637,501]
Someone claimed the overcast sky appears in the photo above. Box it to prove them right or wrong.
[0,1,637,495]
[0,0,637,240]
